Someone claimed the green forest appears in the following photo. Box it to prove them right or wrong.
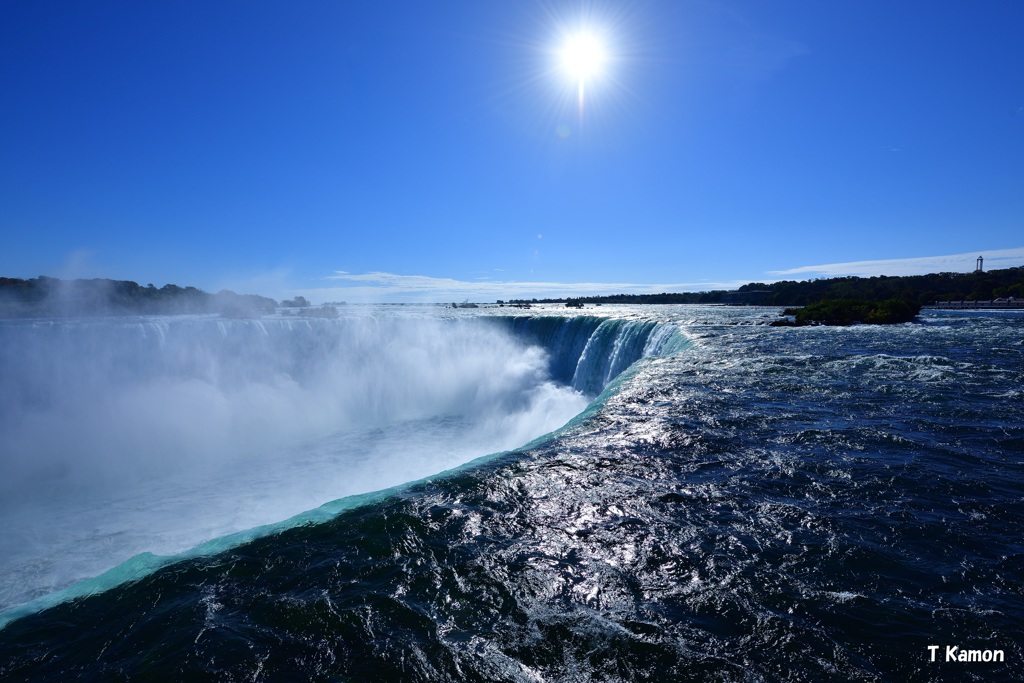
[734,267,1024,306]
[0,276,277,318]
[510,266,1024,307]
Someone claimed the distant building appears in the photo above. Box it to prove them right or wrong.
[976,255,984,272]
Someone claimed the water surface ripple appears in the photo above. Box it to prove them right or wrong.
[1,308,1022,681]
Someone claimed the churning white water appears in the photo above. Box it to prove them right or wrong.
[0,313,590,613]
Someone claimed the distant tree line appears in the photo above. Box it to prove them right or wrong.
[506,267,1024,307]
[0,276,277,318]
[736,267,1024,306]
[507,291,728,305]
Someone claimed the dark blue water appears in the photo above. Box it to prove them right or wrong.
[1,306,1021,681]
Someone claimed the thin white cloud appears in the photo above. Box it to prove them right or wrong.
[284,249,1024,303]
[292,271,751,304]
[770,248,1024,279]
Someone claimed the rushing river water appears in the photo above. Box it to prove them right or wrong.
[1,305,1021,681]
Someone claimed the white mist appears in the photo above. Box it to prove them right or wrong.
[0,313,589,614]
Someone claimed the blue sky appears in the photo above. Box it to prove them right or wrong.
[3,1,1022,302]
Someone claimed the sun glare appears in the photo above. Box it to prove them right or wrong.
[533,7,635,131]
[560,32,607,82]
[556,28,610,119]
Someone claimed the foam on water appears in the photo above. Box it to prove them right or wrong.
[0,310,683,624]
[0,307,1022,680]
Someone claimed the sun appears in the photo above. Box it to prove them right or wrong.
[556,28,611,119]
[530,6,636,131]
[559,31,607,82]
